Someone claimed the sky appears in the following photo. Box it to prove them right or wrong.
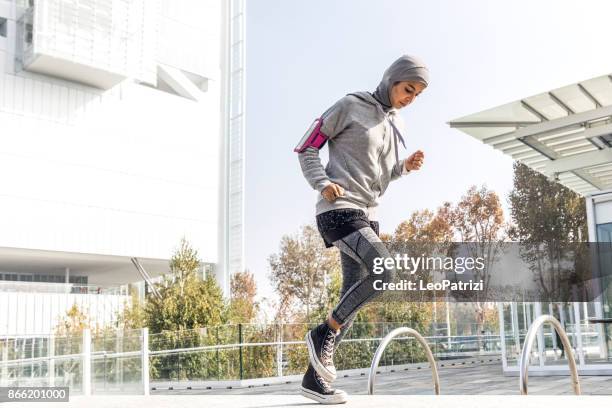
[244,0,612,305]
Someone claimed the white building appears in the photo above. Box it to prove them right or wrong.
[0,0,245,336]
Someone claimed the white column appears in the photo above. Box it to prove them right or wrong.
[587,196,608,359]
[141,328,149,396]
[65,268,70,284]
[82,329,91,396]
[48,335,55,387]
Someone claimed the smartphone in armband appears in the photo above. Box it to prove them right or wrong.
[294,118,328,153]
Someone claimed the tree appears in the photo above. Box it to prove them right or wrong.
[508,162,587,299]
[393,203,455,282]
[228,270,259,323]
[395,202,454,244]
[54,304,89,337]
[268,225,340,322]
[509,162,586,243]
[451,185,507,347]
[167,237,201,296]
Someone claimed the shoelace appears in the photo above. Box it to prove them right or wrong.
[314,371,333,393]
[321,329,336,365]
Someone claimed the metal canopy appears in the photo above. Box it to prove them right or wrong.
[449,74,612,196]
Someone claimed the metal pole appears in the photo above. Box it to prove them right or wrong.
[510,302,520,354]
[82,329,91,396]
[549,304,558,359]
[497,303,508,371]
[1,338,8,387]
[573,302,585,366]
[238,323,243,380]
[276,323,283,378]
[142,328,149,396]
[445,300,451,350]
[368,327,440,395]
[117,329,124,391]
[48,335,55,387]
[216,327,220,380]
[534,303,544,367]
[519,315,580,395]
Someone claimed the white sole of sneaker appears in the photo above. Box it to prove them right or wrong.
[300,386,347,405]
[305,331,337,382]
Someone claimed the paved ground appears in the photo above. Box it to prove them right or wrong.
[9,395,612,408]
[152,358,612,395]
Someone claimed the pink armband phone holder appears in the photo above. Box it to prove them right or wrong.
[294,118,328,153]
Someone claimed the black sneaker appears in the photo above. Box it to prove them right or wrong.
[305,322,338,382]
[300,364,347,404]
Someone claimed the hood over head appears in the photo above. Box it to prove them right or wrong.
[372,55,429,111]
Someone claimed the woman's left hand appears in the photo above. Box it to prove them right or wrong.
[405,150,424,171]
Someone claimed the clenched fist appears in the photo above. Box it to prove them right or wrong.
[405,150,424,171]
[321,183,345,202]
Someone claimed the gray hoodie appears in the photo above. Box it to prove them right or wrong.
[298,91,408,220]
[298,55,429,220]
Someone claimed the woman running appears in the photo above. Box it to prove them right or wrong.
[296,55,429,404]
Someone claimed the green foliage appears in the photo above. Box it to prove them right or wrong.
[268,225,340,321]
[509,162,588,299]
[54,304,89,337]
[145,274,225,333]
[509,162,587,243]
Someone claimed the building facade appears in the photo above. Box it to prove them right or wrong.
[0,0,245,335]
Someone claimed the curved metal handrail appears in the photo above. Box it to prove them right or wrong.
[519,314,581,395]
[368,327,440,395]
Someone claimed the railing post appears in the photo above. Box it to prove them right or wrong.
[142,328,149,396]
[48,335,55,387]
[276,323,283,378]
[1,338,8,387]
[117,329,124,391]
[572,302,585,366]
[82,328,91,396]
[238,323,243,380]
[497,303,508,371]
[534,302,545,367]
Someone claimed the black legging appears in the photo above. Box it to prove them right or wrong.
[329,226,395,345]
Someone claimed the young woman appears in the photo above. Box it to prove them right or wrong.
[296,55,428,404]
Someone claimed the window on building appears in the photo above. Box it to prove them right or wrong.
[0,17,7,38]
[25,23,33,44]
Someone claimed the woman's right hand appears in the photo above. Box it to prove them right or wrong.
[322,183,345,202]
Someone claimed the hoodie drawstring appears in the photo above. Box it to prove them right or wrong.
[388,117,406,170]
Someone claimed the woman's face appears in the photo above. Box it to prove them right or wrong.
[389,81,427,109]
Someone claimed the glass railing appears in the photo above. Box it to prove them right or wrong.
[0,323,502,393]
[0,281,127,295]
